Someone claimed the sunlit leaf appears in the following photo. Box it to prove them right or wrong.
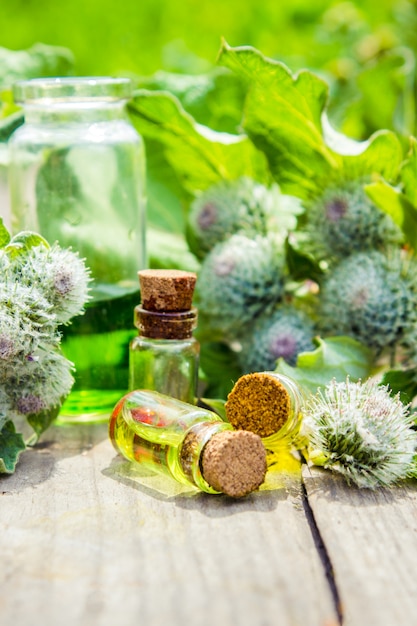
[128,89,270,196]
[0,218,10,247]
[218,41,403,198]
[275,336,374,395]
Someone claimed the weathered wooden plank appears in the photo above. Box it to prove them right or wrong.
[303,465,417,626]
[0,423,337,626]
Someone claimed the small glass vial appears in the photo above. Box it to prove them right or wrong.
[109,389,267,497]
[129,269,200,403]
[225,372,304,453]
[8,77,146,422]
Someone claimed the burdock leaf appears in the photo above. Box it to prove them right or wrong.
[128,89,270,196]
[275,336,373,394]
[218,41,402,198]
[218,41,334,198]
[0,420,26,474]
[5,230,50,258]
[365,138,417,249]
[380,368,417,404]
[401,136,417,206]
[0,217,11,247]
[365,180,417,247]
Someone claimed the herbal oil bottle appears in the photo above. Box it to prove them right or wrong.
[8,77,146,422]
[225,372,304,454]
[109,390,267,497]
[129,269,200,403]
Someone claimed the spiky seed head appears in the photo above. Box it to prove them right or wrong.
[303,377,417,488]
[196,234,285,335]
[238,305,316,372]
[187,177,301,258]
[15,244,91,324]
[0,306,35,362]
[306,183,403,260]
[318,250,417,353]
[0,282,59,352]
[6,349,74,418]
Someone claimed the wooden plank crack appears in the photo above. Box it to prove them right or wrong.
[301,478,343,625]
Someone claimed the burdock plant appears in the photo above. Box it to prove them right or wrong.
[303,180,403,262]
[238,305,316,372]
[196,233,286,336]
[303,377,417,488]
[318,250,417,358]
[0,224,90,472]
[187,177,301,259]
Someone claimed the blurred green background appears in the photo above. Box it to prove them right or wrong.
[0,0,414,76]
[1,0,416,140]
[2,0,417,243]
[0,0,417,74]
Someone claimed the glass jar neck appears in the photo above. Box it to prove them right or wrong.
[21,101,128,124]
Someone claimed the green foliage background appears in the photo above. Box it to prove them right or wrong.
[1,1,417,141]
[0,1,412,74]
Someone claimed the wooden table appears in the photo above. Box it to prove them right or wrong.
[1,421,416,626]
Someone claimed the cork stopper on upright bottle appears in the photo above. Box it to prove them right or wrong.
[201,430,267,498]
[136,269,198,340]
[138,269,197,311]
[225,372,291,437]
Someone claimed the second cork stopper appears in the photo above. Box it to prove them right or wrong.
[138,269,197,312]
[201,430,267,498]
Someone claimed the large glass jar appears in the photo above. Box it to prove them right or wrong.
[8,77,146,422]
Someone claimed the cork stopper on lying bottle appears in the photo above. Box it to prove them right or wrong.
[201,430,267,497]
[225,372,291,438]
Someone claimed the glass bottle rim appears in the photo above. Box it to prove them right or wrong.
[13,76,133,104]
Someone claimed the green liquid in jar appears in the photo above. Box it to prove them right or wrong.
[57,289,140,423]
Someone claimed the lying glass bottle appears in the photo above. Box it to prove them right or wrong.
[109,390,267,498]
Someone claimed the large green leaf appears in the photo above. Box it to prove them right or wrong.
[218,42,334,198]
[136,67,246,133]
[218,41,403,198]
[0,218,10,248]
[380,368,417,404]
[147,227,200,272]
[144,138,190,234]
[128,89,270,197]
[365,137,417,248]
[275,336,374,395]
[401,136,417,205]
[365,180,417,247]
[0,420,26,474]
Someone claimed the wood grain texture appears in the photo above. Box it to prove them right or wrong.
[0,424,337,626]
[303,465,417,626]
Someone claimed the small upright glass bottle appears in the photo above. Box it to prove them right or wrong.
[109,389,267,497]
[225,372,304,453]
[129,269,200,403]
